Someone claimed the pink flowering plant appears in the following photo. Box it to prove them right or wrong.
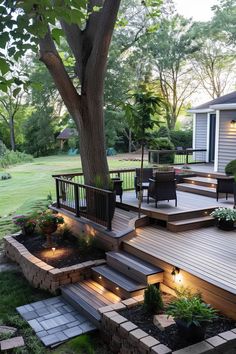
[13,215,37,228]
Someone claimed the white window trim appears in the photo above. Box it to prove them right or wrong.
[192,113,196,149]
[214,110,220,172]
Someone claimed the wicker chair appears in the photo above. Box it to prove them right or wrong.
[147,171,177,207]
[216,176,234,201]
[134,168,153,198]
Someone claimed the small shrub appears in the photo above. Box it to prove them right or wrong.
[0,172,11,180]
[0,140,7,157]
[225,159,236,175]
[156,126,170,139]
[0,150,33,168]
[143,284,163,314]
[170,130,192,149]
[149,137,174,150]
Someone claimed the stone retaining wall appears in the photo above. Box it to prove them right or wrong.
[99,297,236,354]
[4,234,105,293]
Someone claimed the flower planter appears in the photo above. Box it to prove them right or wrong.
[175,319,207,343]
[22,224,36,236]
[217,219,235,231]
[40,223,58,248]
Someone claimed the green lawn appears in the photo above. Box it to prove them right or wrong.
[0,154,142,217]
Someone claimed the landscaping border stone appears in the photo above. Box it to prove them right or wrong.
[4,233,105,293]
[98,297,236,354]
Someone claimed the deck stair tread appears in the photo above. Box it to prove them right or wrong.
[92,265,146,292]
[178,183,216,192]
[61,280,121,323]
[168,215,214,226]
[106,251,163,276]
[183,176,217,187]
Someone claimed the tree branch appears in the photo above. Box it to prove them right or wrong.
[39,29,81,119]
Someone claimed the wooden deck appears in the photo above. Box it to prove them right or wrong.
[118,190,234,221]
[124,224,236,318]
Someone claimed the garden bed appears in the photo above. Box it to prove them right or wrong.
[119,303,236,351]
[15,232,105,268]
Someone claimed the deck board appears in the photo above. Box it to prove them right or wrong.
[125,225,236,294]
[119,190,234,220]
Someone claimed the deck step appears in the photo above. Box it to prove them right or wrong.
[167,215,215,232]
[61,280,121,325]
[177,183,216,198]
[106,251,163,284]
[92,265,146,299]
[183,176,217,188]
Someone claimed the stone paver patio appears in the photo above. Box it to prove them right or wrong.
[17,296,97,347]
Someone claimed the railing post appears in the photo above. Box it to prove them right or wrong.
[186,150,189,164]
[74,184,80,217]
[56,179,60,208]
[106,193,112,231]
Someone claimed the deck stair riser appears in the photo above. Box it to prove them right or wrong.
[92,265,146,299]
[177,183,216,198]
[167,215,215,232]
[167,207,216,222]
[106,251,164,285]
[182,176,217,188]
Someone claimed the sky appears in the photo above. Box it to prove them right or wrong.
[174,0,217,21]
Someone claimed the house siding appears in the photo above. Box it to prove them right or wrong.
[218,110,236,172]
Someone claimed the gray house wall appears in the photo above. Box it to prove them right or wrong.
[218,110,236,173]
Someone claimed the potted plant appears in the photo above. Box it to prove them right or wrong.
[38,211,64,247]
[13,215,37,236]
[166,296,217,343]
[210,207,236,231]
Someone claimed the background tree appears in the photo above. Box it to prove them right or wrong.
[123,85,162,216]
[0,86,25,151]
[0,0,162,188]
[191,22,236,98]
[147,14,199,130]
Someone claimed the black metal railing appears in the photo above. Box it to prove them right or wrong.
[55,177,115,230]
[148,149,207,165]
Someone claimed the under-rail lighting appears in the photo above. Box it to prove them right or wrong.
[116,287,119,290]
[231,120,236,127]
[98,275,102,280]
[171,267,182,283]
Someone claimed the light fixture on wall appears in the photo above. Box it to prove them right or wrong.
[230,120,236,128]
[171,266,182,283]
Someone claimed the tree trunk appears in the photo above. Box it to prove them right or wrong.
[9,116,16,151]
[138,143,144,218]
[128,128,132,153]
[77,93,109,187]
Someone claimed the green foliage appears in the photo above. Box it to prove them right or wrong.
[210,207,236,222]
[0,150,33,168]
[149,137,174,150]
[0,140,7,156]
[166,296,217,327]
[156,126,170,139]
[170,130,192,149]
[123,85,163,144]
[23,107,57,157]
[225,159,236,175]
[37,211,64,228]
[143,284,163,314]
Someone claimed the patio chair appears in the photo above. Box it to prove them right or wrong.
[134,168,153,198]
[147,171,177,207]
[216,176,234,201]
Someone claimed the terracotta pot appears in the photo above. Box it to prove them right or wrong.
[217,219,235,231]
[175,319,207,343]
[40,223,57,235]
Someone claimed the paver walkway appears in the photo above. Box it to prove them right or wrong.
[17,296,97,347]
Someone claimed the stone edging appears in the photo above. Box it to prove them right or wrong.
[4,234,105,293]
[98,296,236,354]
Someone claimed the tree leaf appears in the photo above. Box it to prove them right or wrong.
[13,87,21,97]
[0,32,9,49]
[51,28,64,46]
[0,58,10,75]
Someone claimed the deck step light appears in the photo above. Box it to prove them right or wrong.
[98,276,102,280]
[231,120,236,127]
[171,267,181,283]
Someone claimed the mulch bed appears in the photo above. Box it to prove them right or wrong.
[15,233,105,268]
[119,294,236,351]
